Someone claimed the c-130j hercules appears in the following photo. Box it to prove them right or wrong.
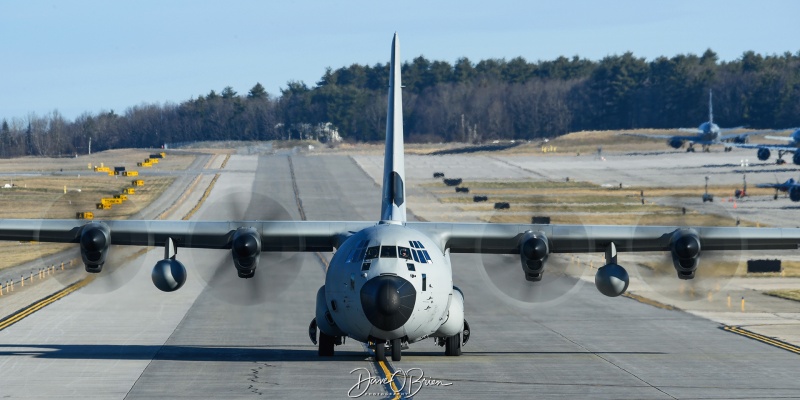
[3,34,800,362]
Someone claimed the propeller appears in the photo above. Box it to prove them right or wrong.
[186,189,305,305]
[465,179,746,308]
[37,186,145,294]
[629,198,744,305]
[473,203,589,308]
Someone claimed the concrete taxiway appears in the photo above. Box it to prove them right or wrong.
[0,150,799,399]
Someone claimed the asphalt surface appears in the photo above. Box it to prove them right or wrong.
[0,152,799,399]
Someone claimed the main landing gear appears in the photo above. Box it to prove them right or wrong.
[309,319,344,357]
[686,144,711,153]
[436,319,471,356]
[444,333,462,356]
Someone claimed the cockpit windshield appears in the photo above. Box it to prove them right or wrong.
[380,245,397,258]
[365,246,379,259]
[349,241,429,263]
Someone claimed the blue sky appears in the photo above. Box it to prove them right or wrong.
[2,0,799,120]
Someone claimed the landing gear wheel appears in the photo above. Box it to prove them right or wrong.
[319,332,335,357]
[778,159,786,165]
[375,341,386,361]
[445,333,462,356]
[391,338,401,361]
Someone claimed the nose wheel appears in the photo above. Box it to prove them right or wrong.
[374,340,385,360]
[373,339,403,362]
[391,338,402,361]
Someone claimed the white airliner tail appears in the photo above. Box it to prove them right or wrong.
[380,33,407,223]
[708,89,713,124]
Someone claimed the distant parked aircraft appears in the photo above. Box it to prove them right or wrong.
[756,177,800,200]
[625,90,765,152]
[737,128,800,165]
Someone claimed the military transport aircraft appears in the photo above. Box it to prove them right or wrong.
[625,90,758,152]
[3,34,800,362]
[756,177,800,200]
[738,128,800,165]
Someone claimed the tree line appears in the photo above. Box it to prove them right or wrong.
[2,49,800,157]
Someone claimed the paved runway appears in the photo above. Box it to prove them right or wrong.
[1,153,799,399]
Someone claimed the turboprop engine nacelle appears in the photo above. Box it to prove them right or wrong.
[231,227,261,278]
[670,229,701,279]
[80,222,110,273]
[519,231,549,281]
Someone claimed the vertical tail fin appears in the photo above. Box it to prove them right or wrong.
[380,33,406,222]
[708,89,713,124]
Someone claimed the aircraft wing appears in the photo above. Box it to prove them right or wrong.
[718,127,749,133]
[754,183,783,189]
[5,219,800,256]
[0,219,372,252]
[411,222,800,254]
[720,130,783,142]
[731,143,798,151]
[623,133,697,141]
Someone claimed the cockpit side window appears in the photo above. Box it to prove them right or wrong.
[398,246,411,260]
[380,245,397,258]
[347,240,370,263]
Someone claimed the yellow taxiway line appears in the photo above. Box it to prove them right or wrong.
[723,325,800,355]
[0,276,94,331]
[371,346,402,400]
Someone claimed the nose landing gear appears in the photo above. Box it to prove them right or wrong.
[373,338,403,362]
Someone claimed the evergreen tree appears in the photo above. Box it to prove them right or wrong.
[221,86,238,99]
[248,82,268,99]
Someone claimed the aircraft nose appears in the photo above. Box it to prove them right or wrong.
[360,275,416,331]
